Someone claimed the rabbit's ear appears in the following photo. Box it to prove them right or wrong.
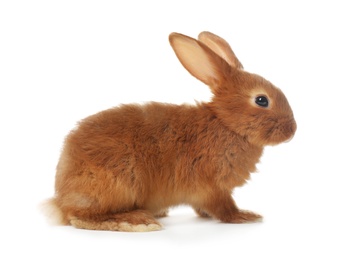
[169,32,230,91]
[198,31,243,69]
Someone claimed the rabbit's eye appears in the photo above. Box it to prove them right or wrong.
[255,96,269,108]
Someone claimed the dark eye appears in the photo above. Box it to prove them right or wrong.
[255,96,269,107]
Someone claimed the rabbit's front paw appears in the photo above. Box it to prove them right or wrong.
[225,210,262,223]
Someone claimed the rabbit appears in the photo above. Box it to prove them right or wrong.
[43,31,296,232]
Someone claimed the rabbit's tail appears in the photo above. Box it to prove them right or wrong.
[40,198,67,225]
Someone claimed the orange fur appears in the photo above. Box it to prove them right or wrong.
[45,31,296,232]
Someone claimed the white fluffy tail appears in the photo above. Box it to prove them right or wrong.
[40,198,65,225]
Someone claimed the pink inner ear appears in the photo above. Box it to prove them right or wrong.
[170,35,224,90]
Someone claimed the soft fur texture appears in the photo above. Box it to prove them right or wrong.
[45,31,296,232]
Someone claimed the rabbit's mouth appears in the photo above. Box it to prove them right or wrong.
[265,118,297,146]
[283,135,294,143]
[283,129,296,143]
[283,118,297,142]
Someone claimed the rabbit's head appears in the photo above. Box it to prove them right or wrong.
[169,31,296,146]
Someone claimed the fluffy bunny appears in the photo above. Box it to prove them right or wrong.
[44,31,296,232]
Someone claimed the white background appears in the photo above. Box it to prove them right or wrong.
[1,0,338,259]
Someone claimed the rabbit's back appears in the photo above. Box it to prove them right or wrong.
[63,102,207,173]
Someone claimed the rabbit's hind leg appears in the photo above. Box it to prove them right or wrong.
[70,209,162,232]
